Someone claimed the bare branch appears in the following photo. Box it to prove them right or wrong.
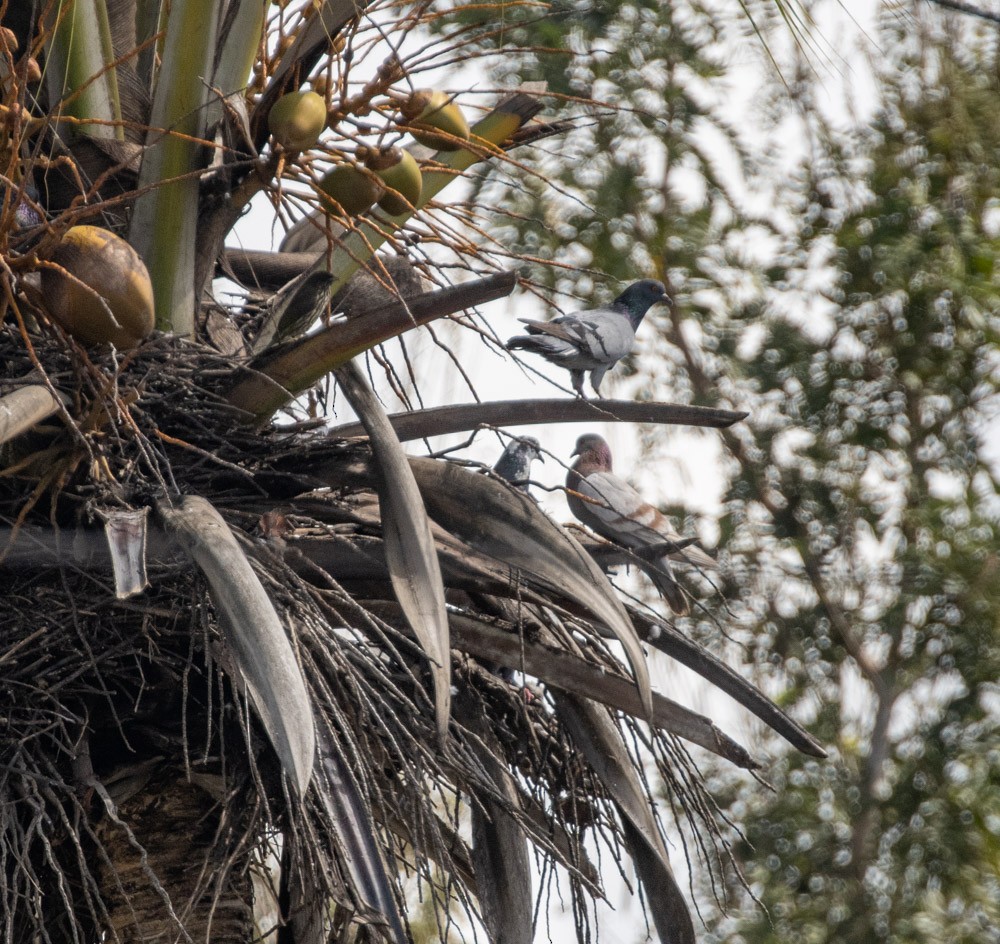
[925,0,1000,25]
[226,270,518,418]
[329,398,748,441]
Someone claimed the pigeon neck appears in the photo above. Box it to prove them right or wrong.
[573,447,612,476]
[611,296,652,330]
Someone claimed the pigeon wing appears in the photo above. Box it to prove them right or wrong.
[516,318,582,343]
[573,472,692,613]
[519,310,634,361]
[574,472,663,545]
[572,312,635,363]
[579,473,718,569]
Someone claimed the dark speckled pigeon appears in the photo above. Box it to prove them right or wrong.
[492,436,543,493]
[506,279,669,397]
[566,433,716,615]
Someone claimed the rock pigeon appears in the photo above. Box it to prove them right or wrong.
[492,436,544,492]
[506,280,669,397]
[566,433,716,615]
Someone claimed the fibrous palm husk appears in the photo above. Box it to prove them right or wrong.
[0,315,815,944]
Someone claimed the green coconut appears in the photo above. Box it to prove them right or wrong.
[401,89,470,151]
[317,163,384,217]
[268,90,327,151]
[365,147,422,216]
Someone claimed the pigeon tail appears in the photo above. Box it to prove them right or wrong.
[505,333,582,368]
[506,333,557,354]
[647,557,690,616]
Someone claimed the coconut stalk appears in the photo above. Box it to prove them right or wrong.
[134,0,165,89]
[211,0,268,107]
[469,738,533,944]
[128,0,219,335]
[410,605,758,767]
[227,270,518,418]
[43,0,123,142]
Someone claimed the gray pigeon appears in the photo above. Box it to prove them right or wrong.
[492,436,543,492]
[566,433,716,615]
[506,279,669,397]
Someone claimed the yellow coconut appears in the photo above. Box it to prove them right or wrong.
[400,89,469,151]
[42,226,155,348]
[317,163,384,217]
[268,90,327,151]
[365,147,422,216]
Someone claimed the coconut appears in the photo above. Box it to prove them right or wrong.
[365,147,422,216]
[400,89,469,151]
[268,91,327,151]
[317,163,384,217]
[42,226,155,348]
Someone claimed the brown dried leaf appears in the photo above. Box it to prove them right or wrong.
[408,457,653,719]
[334,361,451,741]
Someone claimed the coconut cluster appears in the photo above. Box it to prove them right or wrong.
[32,85,469,350]
[266,85,470,220]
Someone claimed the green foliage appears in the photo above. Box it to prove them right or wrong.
[705,24,1000,944]
[461,3,1000,941]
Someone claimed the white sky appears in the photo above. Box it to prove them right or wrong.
[229,0,884,523]
[225,3,907,939]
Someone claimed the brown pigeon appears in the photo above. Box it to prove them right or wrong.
[566,433,716,614]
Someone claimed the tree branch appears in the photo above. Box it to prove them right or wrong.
[925,0,1000,24]
[328,398,748,441]
[226,270,518,419]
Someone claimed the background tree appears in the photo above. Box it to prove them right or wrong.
[467,2,1000,941]
[706,16,1000,941]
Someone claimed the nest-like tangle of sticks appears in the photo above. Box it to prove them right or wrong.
[0,324,728,943]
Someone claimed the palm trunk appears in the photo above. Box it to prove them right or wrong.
[94,774,253,943]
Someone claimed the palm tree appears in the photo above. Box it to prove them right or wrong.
[0,2,823,942]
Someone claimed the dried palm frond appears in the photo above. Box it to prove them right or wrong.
[0,315,820,943]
